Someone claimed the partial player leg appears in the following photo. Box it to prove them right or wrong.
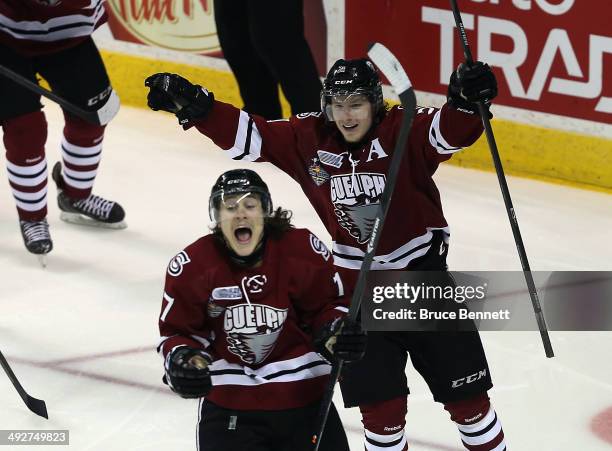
[248,0,322,115]
[197,399,275,451]
[3,112,52,256]
[360,396,408,451]
[445,393,506,450]
[339,331,410,450]
[213,0,283,119]
[405,230,507,450]
[36,38,125,228]
[407,330,506,450]
[0,43,52,259]
[281,401,350,451]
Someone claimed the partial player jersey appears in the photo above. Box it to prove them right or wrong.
[192,101,484,277]
[158,228,348,411]
[0,0,107,56]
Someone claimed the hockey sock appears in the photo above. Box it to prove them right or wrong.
[360,396,409,451]
[2,111,48,221]
[444,393,506,450]
[61,113,105,200]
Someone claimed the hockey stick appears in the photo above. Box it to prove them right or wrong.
[311,43,417,450]
[449,0,554,358]
[0,63,118,126]
[0,350,48,419]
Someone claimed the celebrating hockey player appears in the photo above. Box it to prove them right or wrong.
[146,57,506,450]
[157,169,365,451]
[0,0,125,264]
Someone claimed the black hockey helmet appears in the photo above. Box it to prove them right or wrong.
[321,58,384,121]
[209,169,273,222]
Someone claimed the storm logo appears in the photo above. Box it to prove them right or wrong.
[224,304,288,364]
[330,173,386,243]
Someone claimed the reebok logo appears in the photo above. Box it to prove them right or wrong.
[464,413,483,424]
[383,425,402,432]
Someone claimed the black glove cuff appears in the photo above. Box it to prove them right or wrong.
[176,87,215,127]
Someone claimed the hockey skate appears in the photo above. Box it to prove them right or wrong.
[20,219,53,267]
[52,162,126,229]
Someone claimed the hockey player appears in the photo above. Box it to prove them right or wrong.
[146,58,507,450]
[0,0,125,263]
[158,169,365,451]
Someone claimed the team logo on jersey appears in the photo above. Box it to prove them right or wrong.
[167,251,191,276]
[224,304,288,364]
[330,173,386,244]
[309,234,331,261]
[243,275,267,294]
[308,158,330,186]
[316,150,345,168]
[296,112,322,119]
[208,286,243,318]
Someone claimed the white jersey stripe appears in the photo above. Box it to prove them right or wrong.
[209,352,330,386]
[332,227,449,270]
[228,110,263,161]
[0,1,104,42]
[429,109,463,154]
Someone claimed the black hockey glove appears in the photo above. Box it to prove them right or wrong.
[145,73,214,126]
[447,61,497,115]
[314,318,367,363]
[164,347,213,399]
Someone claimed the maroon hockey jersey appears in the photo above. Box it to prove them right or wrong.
[0,0,107,56]
[158,228,348,410]
[192,101,483,283]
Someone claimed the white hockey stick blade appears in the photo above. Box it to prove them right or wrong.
[367,43,412,95]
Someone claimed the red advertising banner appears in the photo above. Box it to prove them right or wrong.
[345,0,611,124]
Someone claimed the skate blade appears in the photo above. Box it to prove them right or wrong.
[37,254,48,268]
[60,212,127,229]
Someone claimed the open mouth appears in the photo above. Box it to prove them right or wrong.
[234,226,252,244]
[342,123,358,130]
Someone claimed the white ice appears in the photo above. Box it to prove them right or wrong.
[1,103,611,450]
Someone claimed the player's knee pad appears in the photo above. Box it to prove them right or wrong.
[360,397,408,451]
[2,111,48,162]
[444,393,505,450]
[444,392,490,424]
[63,111,106,145]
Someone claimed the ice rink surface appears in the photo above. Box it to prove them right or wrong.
[1,104,611,450]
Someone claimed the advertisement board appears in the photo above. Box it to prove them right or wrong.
[344,0,611,124]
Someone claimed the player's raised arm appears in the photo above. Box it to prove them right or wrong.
[144,72,305,177]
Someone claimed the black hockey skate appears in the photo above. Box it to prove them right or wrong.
[20,219,53,267]
[52,162,127,229]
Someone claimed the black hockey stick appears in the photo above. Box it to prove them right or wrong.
[0,63,118,126]
[0,350,48,419]
[311,43,417,450]
[449,0,554,358]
